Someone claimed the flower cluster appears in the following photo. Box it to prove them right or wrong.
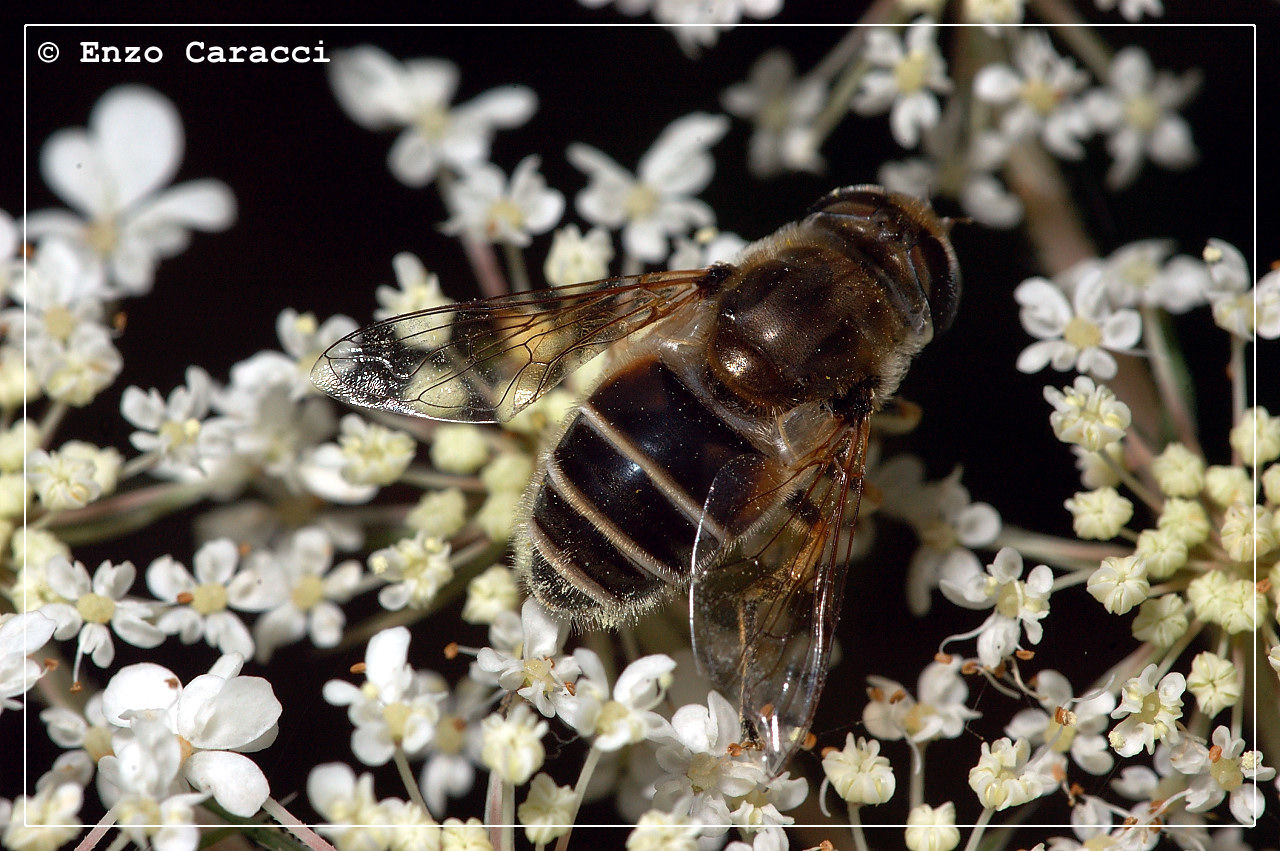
[3,16,1270,851]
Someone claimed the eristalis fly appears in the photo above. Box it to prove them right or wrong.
[312,184,961,774]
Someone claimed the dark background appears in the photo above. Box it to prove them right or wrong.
[5,3,1278,846]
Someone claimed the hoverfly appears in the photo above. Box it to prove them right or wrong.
[312,184,961,774]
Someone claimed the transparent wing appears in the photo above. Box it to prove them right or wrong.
[311,270,711,422]
[690,415,871,776]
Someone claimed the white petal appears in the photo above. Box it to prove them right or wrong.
[184,750,269,817]
[93,85,184,211]
[40,130,109,218]
[102,661,181,724]
[1016,340,1062,374]
[130,180,236,232]
[974,65,1021,104]
[365,626,411,687]
[328,46,421,129]
[458,86,537,129]
[387,130,443,188]
[1148,115,1196,169]
[890,93,939,149]
[351,724,396,766]
[178,672,280,750]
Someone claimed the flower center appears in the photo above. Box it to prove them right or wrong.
[1124,95,1161,132]
[83,725,115,762]
[291,574,326,611]
[687,752,725,793]
[624,185,659,220]
[1210,757,1244,792]
[190,583,228,615]
[1063,316,1103,350]
[488,199,526,235]
[920,520,958,551]
[383,701,411,742]
[903,703,932,737]
[894,51,931,94]
[159,417,202,449]
[43,305,79,343]
[1045,718,1077,753]
[596,701,630,737]
[760,96,791,131]
[435,715,466,755]
[76,592,116,624]
[415,104,451,141]
[994,581,1025,619]
[85,217,119,256]
[1020,78,1061,115]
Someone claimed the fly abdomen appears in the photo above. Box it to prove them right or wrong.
[521,353,758,625]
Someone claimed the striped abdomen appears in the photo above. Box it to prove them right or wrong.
[520,353,758,625]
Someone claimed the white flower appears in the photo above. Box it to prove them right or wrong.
[307,763,392,850]
[559,650,675,750]
[1151,442,1205,497]
[667,228,747,270]
[653,691,769,826]
[1109,663,1185,757]
[1066,487,1134,540]
[407,487,469,539]
[95,716,208,851]
[568,112,728,262]
[146,538,260,659]
[375,252,454,321]
[518,773,575,846]
[974,31,1091,159]
[121,366,235,475]
[244,527,362,662]
[1083,48,1199,188]
[2,237,107,348]
[440,155,564,247]
[461,564,519,625]
[1220,503,1275,563]
[323,626,444,765]
[961,0,1024,25]
[864,657,981,744]
[1185,652,1240,718]
[26,85,235,295]
[328,46,536,186]
[543,224,614,287]
[939,547,1053,668]
[41,557,163,681]
[431,423,491,473]
[1087,555,1149,615]
[1005,669,1116,775]
[1231,407,1280,466]
[584,0,783,54]
[1095,0,1163,22]
[1014,270,1141,380]
[900,465,1001,615]
[1158,497,1211,546]
[0,611,58,713]
[1131,593,1188,647]
[370,532,454,611]
[1,783,84,851]
[625,809,702,851]
[25,446,101,510]
[1214,268,1280,341]
[968,737,1060,810]
[904,801,960,851]
[332,413,416,486]
[473,599,580,717]
[27,321,122,406]
[722,49,827,176]
[40,693,112,785]
[822,734,895,805]
[480,702,548,785]
[1204,465,1255,508]
[1175,727,1275,824]
[1099,239,1210,313]
[852,18,952,148]
[417,675,488,817]
[100,654,281,818]
[1044,376,1131,452]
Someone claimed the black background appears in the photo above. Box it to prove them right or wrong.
[4,2,1278,846]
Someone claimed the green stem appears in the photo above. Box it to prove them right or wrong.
[961,806,995,851]
[503,242,531,293]
[1140,306,1201,456]
[553,745,603,851]
[38,400,68,446]
[394,746,429,814]
[846,803,869,851]
[909,743,926,811]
